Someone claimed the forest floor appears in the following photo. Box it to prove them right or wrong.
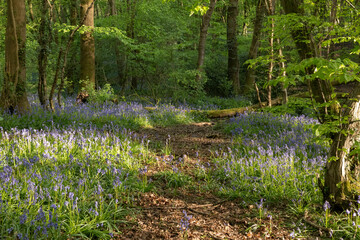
[116,121,311,240]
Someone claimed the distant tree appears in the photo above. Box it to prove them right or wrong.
[38,0,52,107]
[196,0,217,82]
[265,0,275,106]
[227,0,240,95]
[0,0,29,113]
[108,0,116,16]
[80,0,96,92]
[126,0,138,90]
[243,0,265,94]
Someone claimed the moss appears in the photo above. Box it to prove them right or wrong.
[205,107,254,118]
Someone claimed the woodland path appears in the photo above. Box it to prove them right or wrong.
[117,121,297,239]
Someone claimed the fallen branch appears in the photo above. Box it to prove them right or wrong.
[302,212,331,236]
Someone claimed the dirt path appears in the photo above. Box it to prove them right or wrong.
[138,121,231,160]
[117,121,295,239]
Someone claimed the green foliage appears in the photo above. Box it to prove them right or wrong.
[261,97,315,117]
[286,57,360,85]
[83,83,117,104]
[154,170,193,188]
[167,70,207,101]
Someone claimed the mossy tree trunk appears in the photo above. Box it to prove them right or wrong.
[325,86,360,209]
[281,0,360,209]
[0,0,29,114]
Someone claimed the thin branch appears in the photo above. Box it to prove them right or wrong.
[344,0,358,12]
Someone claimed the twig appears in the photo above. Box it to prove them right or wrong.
[254,82,263,108]
[345,0,358,12]
[302,216,331,233]
[208,233,223,240]
[186,207,210,216]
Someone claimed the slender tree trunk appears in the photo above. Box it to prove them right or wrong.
[38,0,51,107]
[242,1,248,35]
[243,0,265,94]
[60,6,67,23]
[196,0,217,81]
[280,0,333,119]
[266,0,275,107]
[125,0,137,90]
[66,0,78,95]
[108,0,124,90]
[328,0,338,58]
[1,0,29,113]
[27,0,34,21]
[227,0,240,95]
[80,0,95,90]
[70,0,78,25]
[277,38,288,104]
[108,0,116,15]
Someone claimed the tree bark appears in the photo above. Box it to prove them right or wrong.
[243,0,265,94]
[0,0,29,114]
[266,0,275,107]
[328,0,338,58]
[324,85,360,209]
[108,0,116,15]
[242,0,248,35]
[196,0,217,81]
[80,0,96,91]
[227,0,240,95]
[38,0,51,107]
[27,0,34,21]
[281,0,359,210]
[125,0,138,90]
[280,0,334,120]
[70,0,78,25]
[277,39,288,104]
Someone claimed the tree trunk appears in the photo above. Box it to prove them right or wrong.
[196,0,217,81]
[108,0,116,15]
[70,0,78,25]
[280,0,334,120]
[27,0,34,21]
[281,0,358,210]
[324,85,360,209]
[266,0,275,107]
[328,0,338,58]
[125,0,138,90]
[66,0,78,95]
[0,0,29,114]
[80,0,95,91]
[108,0,125,91]
[277,39,288,104]
[243,0,265,94]
[242,1,248,35]
[38,0,51,107]
[227,0,240,95]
